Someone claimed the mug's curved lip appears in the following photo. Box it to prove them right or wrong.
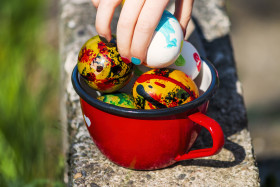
[71,58,218,118]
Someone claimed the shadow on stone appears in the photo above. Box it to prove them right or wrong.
[192,16,248,136]
[170,138,246,169]
[168,19,249,169]
[257,157,280,187]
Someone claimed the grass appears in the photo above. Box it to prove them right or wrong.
[0,0,63,186]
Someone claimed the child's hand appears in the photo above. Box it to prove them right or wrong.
[92,0,194,65]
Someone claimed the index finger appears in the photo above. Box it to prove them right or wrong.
[95,0,122,42]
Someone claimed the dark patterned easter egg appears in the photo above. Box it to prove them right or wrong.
[97,93,137,109]
[132,68,199,109]
[77,35,134,93]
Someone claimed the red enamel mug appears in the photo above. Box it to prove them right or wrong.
[71,58,224,170]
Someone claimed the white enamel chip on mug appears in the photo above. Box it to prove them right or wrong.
[83,114,91,127]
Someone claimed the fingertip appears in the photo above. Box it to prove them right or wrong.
[118,46,133,65]
[91,0,99,8]
[130,46,146,66]
[174,0,194,33]
[116,33,131,60]
[121,57,131,64]
[95,21,112,42]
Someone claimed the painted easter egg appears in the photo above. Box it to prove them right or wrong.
[145,10,184,68]
[77,35,134,93]
[132,68,199,109]
[169,41,202,79]
[97,93,137,109]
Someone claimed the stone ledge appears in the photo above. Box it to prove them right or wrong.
[60,0,260,186]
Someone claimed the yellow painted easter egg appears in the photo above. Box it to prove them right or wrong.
[77,35,134,93]
[132,68,199,109]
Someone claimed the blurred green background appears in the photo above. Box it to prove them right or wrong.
[0,0,63,186]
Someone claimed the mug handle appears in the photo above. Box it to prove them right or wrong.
[175,112,224,161]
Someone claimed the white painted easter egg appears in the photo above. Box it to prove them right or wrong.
[168,41,202,79]
[145,10,184,68]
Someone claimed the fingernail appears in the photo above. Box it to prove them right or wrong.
[121,57,131,64]
[99,35,116,47]
[99,35,109,43]
[131,57,141,65]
